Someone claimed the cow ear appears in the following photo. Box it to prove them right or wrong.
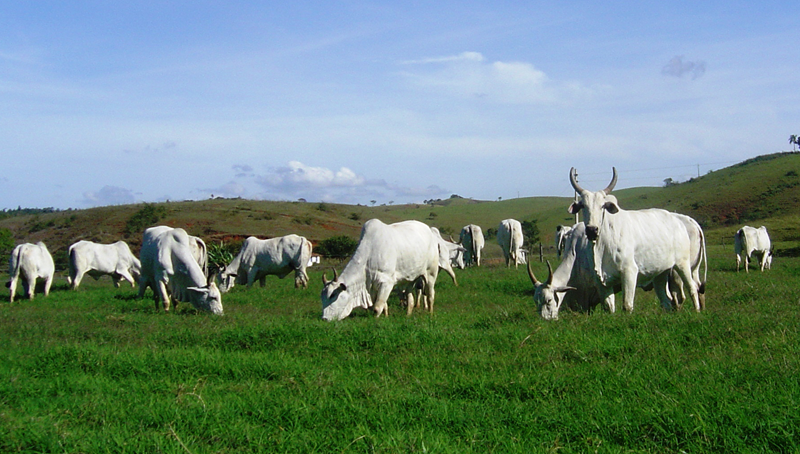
[187,286,209,295]
[568,202,583,215]
[603,202,619,214]
[555,286,577,293]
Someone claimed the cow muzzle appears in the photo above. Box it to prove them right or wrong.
[585,225,599,241]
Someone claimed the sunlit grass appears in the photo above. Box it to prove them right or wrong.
[1,251,799,453]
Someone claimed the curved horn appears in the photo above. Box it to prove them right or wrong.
[332,267,338,281]
[527,260,541,286]
[322,272,330,286]
[545,260,554,286]
[569,167,585,194]
[603,167,618,194]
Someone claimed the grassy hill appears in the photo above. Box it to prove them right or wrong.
[3,152,800,267]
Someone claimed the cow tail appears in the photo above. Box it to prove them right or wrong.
[699,225,708,295]
[9,245,23,283]
[471,227,480,266]
[67,246,77,285]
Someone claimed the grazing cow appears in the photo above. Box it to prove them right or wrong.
[67,240,141,289]
[320,219,439,321]
[7,242,55,302]
[497,219,524,268]
[190,235,209,277]
[138,226,223,315]
[568,167,702,312]
[528,223,610,320]
[459,224,485,266]
[735,226,772,272]
[430,227,466,285]
[555,224,573,259]
[217,234,313,292]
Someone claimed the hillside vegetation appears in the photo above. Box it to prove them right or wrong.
[2,152,800,265]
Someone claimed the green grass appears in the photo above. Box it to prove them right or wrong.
[1,244,799,453]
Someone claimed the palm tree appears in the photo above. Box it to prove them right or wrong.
[790,135,798,151]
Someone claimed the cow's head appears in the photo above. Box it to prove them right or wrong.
[216,263,238,293]
[130,257,142,282]
[568,167,619,242]
[451,244,467,270]
[320,268,353,321]
[527,260,575,320]
[187,281,223,315]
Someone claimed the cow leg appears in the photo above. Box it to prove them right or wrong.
[118,270,136,287]
[744,254,750,273]
[72,269,86,290]
[653,272,674,312]
[43,274,53,298]
[604,292,616,313]
[157,280,171,312]
[736,254,741,272]
[23,276,34,300]
[424,276,436,313]
[621,270,637,312]
[8,276,17,302]
[405,291,415,316]
[673,263,701,312]
[374,286,392,317]
[112,274,122,288]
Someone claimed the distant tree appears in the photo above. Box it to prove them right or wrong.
[370,200,377,206]
[124,203,167,236]
[791,135,799,151]
[521,219,540,246]
[316,235,358,258]
[0,227,14,258]
[663,177,676,187]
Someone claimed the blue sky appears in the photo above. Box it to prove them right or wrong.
[1,1,798,209]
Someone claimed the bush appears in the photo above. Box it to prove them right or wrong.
[125,203,167,236]
[316,235,358,259]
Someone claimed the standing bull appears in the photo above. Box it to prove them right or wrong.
[568,167,703,312]
[67,240,141,289]
[497,219,524,268]
[459,224,485,267]
[734,226,772,272]
[7,242,55,302]
[217,234,313,291]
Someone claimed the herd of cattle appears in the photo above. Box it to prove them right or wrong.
[5,168,776,321]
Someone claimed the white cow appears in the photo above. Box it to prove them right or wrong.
[142,226,208,275]
[7,242,55,302]
[528,223,609,320]
[190,235,209,277]
[320,219,440,321]
[497,219,524,268]
[530,219,707,320]
[568,167,702,312]
[217,234,313,292]
[555,224,574,259]
[138,226,223,315]
[459,224,485,266]
[735,226,772,273]
[430,227,466,285]
[67,240,141,289]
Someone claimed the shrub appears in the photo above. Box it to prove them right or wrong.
[316,235,358,258]
[125,203,167,236]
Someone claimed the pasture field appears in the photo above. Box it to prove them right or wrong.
[1,244,799,453]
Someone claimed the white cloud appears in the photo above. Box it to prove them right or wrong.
[399,51,586,104]
[82,185,136,207]
[252,161,447,203]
